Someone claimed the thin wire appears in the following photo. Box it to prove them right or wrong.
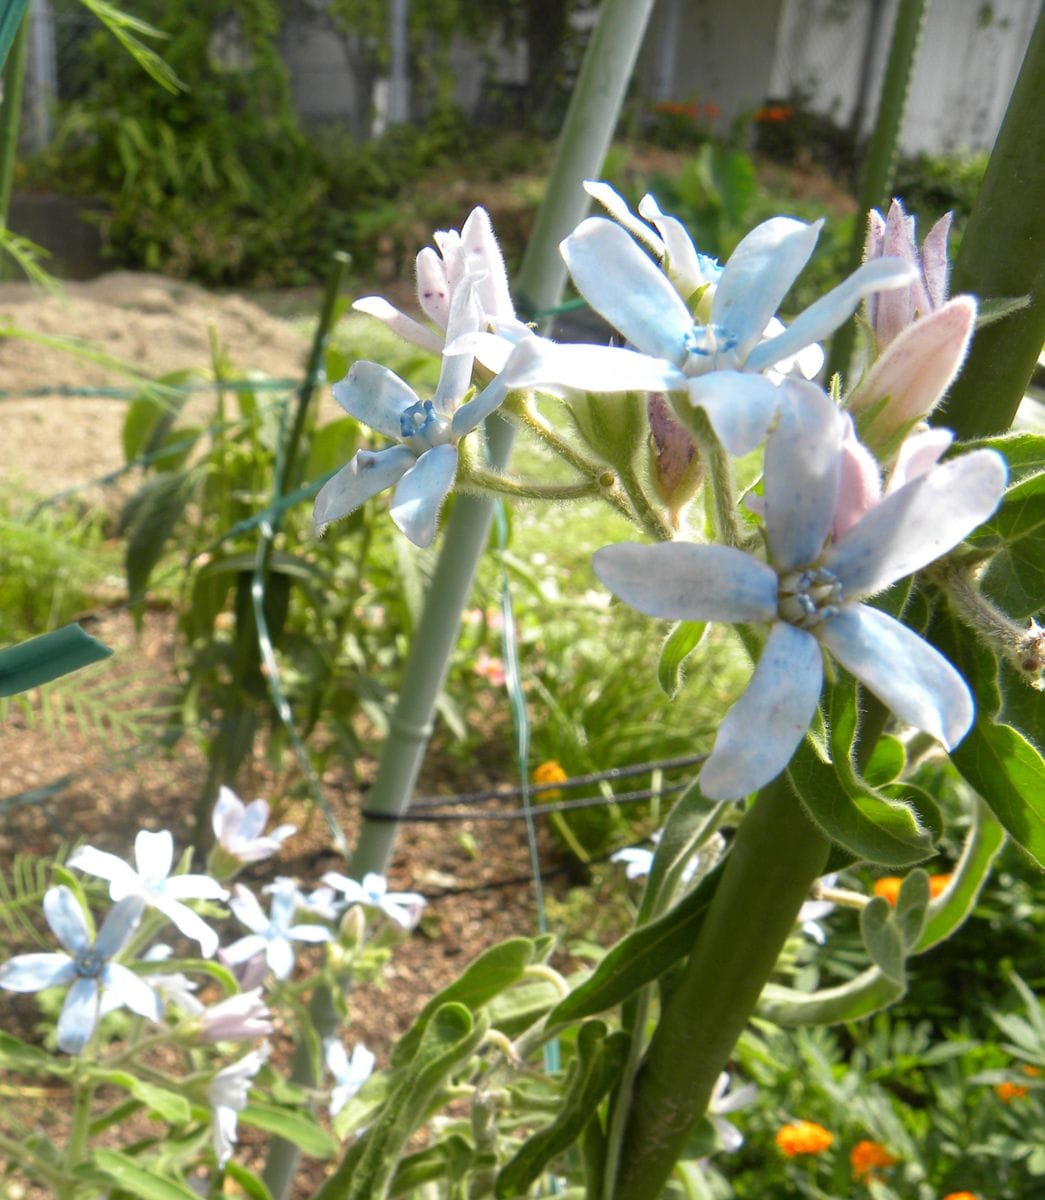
[360,780,693,823]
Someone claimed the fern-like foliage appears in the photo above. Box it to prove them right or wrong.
[0,851,64,950]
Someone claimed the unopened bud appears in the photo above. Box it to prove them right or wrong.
[568,390,646,471]
[339,903,367,949]
[647,393,704,523]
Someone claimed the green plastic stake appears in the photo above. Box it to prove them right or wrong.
[0,624,114,697]
[935,6,1045,440]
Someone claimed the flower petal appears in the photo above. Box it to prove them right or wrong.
[352,295,443,355]
[593,542,778,623]
[332,362,419,438]
[65,847,138,896]
[499,335,687,395]
[819,605,973,747]
[212,786,243,841]
[432,282,480,412]
[230,885,270,935]
[560,218,694,363]
[451,374,509,439]
[163,873,230,902]
[921,212,952,310]
[637,193,712,297]
[42,886,91,955]
[700,622,823,800]
[712,218,821,359]
[764,381,843,570]
[833,418,882,538]
[222,934,267,965]
[686,371,782,456]
[0,953,75,992]
[415,246,451,328]
[287,924,333,943]
[94,896,146,959]
[584,180,665,255]
[313,445,416,533]
[134,830,174,884]
[847,296,975,441]
[266,938,295,981]
[747,257,918,372]
[390,443,458,548]
[103,963,162,1022]
[461,207,516,322]
[825,449,1007,597]
[56,977,100,1054]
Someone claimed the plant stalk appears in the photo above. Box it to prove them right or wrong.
[936,5,1045,440]
[612,776,830,1199]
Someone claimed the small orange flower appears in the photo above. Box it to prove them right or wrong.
[994,1080,1029,1103]
[850,1139,899,1180]
[703,101,722,120]
[872,876,903,905]
[775,1120,834,1157]
[754,104,794,122]
[1022,1064,1042,1077]
[533,761,568,800]
[929,873,952,897]
[941,1192,979,1200]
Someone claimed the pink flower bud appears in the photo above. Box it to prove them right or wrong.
[647,393,704,524]
[200,988,273,1043]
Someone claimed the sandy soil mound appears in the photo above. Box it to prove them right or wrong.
[0,273,313,496]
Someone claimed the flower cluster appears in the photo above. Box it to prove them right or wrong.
[339,187,1004,806]
[0,791,420,1171]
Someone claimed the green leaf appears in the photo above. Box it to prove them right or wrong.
[119,469,198,604]
[496,1022,630,1198]
[486,978,562,1038]
[89,1070,190,1124]
[970,469,1045,618]
[88,1150,199,1200]
[0,624,113,697]
[239,1103,336,1159]
[893,869,930,949]
[917,799,1006,952]
[657,621,707,698]
[965,430,1045,484]
[0,1030,65,1075]
[860,897,906,984]
[549,874,716,1025]
[223,1162,274,1200]
[316,1004,488,1200]
[789,740,935,866]
[388,1137,475,1198]
[863,736,906,786]
[0,0,29,73]
[392,938,536,1066]
[950,717,1045,868]
[975,294,1031,328]
[121,371,197,465]
[637,783,726,925]
[306,418,360,482]
[759,966,906,1026]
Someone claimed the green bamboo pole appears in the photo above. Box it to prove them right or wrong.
[612,777,831,1199]
[825,0,928,385]
[348,0,659,880]
[262,7,659,1196]
[0,13,29,263]
[935,6,1045,441]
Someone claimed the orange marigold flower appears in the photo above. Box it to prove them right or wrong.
[994,1080,1029,1103]
[872,876,903,905]
[754,104,794,122]
[850,1139,899,1179]
[775,1120,834,1157]
[928,873,952,897]
[941,1192,979,1200]
[533,761,568,800]
[703,101,721,120]
[1022,1064,1042,1077]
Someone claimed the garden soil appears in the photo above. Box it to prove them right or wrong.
[0,272,582,1196]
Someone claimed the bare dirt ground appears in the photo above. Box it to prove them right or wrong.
[0,271,587,1196]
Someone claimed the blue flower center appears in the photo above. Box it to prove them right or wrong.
[682,322,738,375]
[778,567,845,629]
[399,400,450,452]
[75,948,106,978]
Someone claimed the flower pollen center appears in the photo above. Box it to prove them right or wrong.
[682,322,738,375]
[400,399,449,452]
[75,948,106,978]
[778,566,844,629]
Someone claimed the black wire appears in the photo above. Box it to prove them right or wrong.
[360,779,696,824]
[407,752,707,809]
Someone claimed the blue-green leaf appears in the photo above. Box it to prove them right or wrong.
[0,624,113,697]
[239,1103,336,1159]
[657,621,707,698]
[86,1151,199,1200]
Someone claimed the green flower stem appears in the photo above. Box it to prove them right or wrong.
[689,410,743,548]
[612,776,830,1200]
[617,460,673,543]
[939,6,1045,439]
[61,1077,95,1194]
[458,463,599,503]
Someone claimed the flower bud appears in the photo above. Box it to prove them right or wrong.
[568,390,646,471]
[647,393,704,524]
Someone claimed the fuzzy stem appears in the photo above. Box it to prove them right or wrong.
[612,776,830,1199]
[688,409,742,547]
[458,463,599,502]
[617,460,674,542]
